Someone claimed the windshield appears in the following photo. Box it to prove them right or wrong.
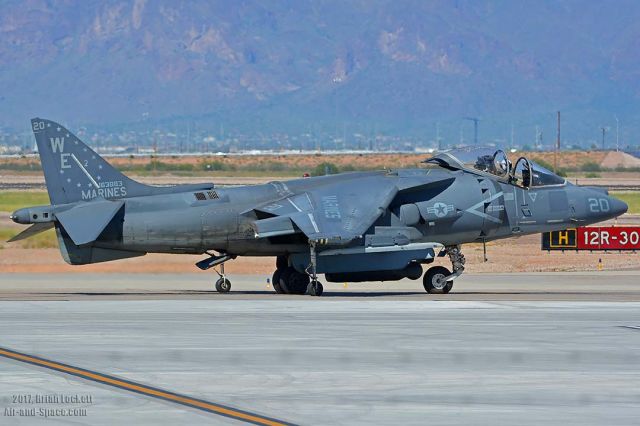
[511,158,565,188]
[530,161,565,186]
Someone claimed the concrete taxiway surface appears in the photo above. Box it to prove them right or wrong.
[1,271,640,301]
[0,299,639,425]
[1,272,639,424]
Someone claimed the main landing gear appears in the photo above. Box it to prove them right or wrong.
[272,257,323,296]
[423,245,466,294]
[272,264,310,295]
[273,242,324,296]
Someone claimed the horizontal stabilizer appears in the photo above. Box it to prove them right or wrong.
[55,199,124,245]
[7,222,54,242]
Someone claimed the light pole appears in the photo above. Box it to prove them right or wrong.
[601,127,607,151]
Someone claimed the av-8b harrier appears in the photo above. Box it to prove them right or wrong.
[9,118,628,296]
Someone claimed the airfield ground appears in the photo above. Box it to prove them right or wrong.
[1,281,640,425]
[1,246,639,425]
[1,271,640,301]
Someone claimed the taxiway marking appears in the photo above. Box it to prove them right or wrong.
[0,346,294,426]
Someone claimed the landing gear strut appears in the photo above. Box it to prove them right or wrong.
[214,262,231,293]
[306,241,324,296]
[423,245,465,294]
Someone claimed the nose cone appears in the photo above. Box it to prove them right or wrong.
[608,195,628,218]
[575,188,628,225]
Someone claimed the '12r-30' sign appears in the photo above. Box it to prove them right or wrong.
[542,226,640,251]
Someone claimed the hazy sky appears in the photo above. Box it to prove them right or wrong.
[1,0,639,148]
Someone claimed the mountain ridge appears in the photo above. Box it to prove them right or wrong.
[1,0,639,146]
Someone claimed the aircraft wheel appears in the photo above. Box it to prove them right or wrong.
[276,255,288,270]
[215,277,231,293]
[278,268,292,294]
[272,269,285,294]
[280,267,309,295]
[307,280,323,296]
[423,266,453,294]
[444,281,454,293]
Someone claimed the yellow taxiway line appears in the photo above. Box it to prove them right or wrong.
[0,346,294,426]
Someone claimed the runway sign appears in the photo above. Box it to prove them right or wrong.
[541,226,640,251]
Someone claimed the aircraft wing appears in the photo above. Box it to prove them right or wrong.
[251,176,399,245]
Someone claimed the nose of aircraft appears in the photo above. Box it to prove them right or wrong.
[607,194,628,217]
[574,187,628,224]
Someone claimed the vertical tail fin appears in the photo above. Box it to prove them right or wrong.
[31,118,151,204]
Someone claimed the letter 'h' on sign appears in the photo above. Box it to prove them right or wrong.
[558,231,570,245]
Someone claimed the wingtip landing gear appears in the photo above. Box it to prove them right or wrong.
[215,277,231,293]
[306,241,324,296]
[196,251,235,294]
[214,262,231,293]
[307,280,324,296]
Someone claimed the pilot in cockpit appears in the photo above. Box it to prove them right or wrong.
[474,154,495,174]
[521,166,530,188]
[426,147,564,189]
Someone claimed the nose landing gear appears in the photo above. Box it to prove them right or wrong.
[423,266,453,294]
[423,245,465,294]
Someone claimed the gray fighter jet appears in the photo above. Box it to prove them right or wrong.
[9,118,628,296]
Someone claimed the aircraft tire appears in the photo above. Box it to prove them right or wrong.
[280,267,309,295]
[272,269,285,294]
[278,268,292,294]
[215,277,231,293]
[423,266,453,294]
[276,255,288,270]
[307,281,323,296]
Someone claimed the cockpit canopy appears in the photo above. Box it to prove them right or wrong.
[425,146,566,188]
